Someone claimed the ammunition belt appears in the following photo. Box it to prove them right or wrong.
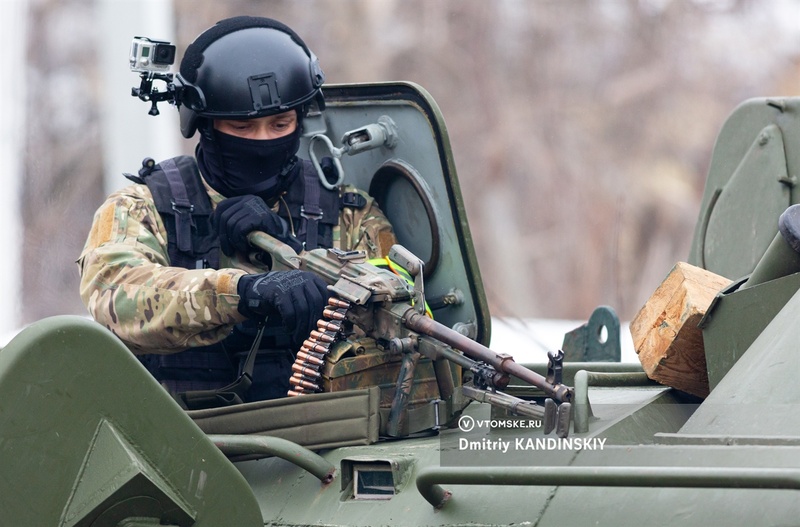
[287,297,351,396]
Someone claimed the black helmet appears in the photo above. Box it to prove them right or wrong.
[176,16,325,138]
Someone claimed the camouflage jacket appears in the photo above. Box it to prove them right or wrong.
[78,171,396,355]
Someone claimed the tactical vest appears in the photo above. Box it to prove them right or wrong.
[124,155,347,408]
[276,157,344,250]
[131,156,221,269]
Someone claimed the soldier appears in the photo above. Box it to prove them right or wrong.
[77,16,396,408]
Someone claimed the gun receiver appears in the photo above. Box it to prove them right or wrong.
[249,232,573,403]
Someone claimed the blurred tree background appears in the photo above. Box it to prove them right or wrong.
[21,0,800,327]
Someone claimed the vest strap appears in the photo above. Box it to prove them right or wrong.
[138,155,219,270]
[161,158,194,254]
[301,165,323,250]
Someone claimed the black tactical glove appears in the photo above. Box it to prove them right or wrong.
[212,195,302,256]
[237,271,329,348]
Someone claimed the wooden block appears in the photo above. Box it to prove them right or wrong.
[630,262,732,398]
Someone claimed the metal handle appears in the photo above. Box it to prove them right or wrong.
[210,434,335,484]
[308,134,346,190]
[308,116,399,190]
[416,466,800,509]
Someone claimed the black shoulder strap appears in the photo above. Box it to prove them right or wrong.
[301,164,324,250]
[279,160,341,250]
[138,156,220,269]
[161,158,195,254]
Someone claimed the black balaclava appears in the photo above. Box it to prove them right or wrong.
[196,124,301,199]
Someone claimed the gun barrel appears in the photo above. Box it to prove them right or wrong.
[405,313,573,403]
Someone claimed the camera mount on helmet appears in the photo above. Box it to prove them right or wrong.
[130,72,177,116]
[130,37,179,116]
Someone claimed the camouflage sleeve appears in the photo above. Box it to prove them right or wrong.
[76,183,247,354]
[336,185,397,258]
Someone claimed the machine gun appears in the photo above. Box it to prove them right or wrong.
[246,231,574,437]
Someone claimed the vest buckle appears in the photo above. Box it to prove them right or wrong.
[341,192,368,209]
[171,200,195,214]
[300,206,323,220]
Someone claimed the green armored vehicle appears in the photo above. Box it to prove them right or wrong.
[3,84,800,526]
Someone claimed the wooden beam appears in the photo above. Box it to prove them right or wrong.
[630,262,731,398]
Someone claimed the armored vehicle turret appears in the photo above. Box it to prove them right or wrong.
[3,85,800,526]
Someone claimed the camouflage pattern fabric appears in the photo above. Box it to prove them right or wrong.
[335,185,397,258]
[78,178,396,355]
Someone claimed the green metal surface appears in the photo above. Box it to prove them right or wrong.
[525,360,646,385]
[561,305,622,362]
[740,230,800,290]
[230,388,800,526]
[689,98,800,278]
[683,286,800,438]
[701,271,800,389]
[416,465,800,508]
[209,434,336,483]
[701,123,791,278]
[230,93,800,526]
[7,91,800,526]
[572,370,656,433]
[0,316,262,526]
[539,444,800,526]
